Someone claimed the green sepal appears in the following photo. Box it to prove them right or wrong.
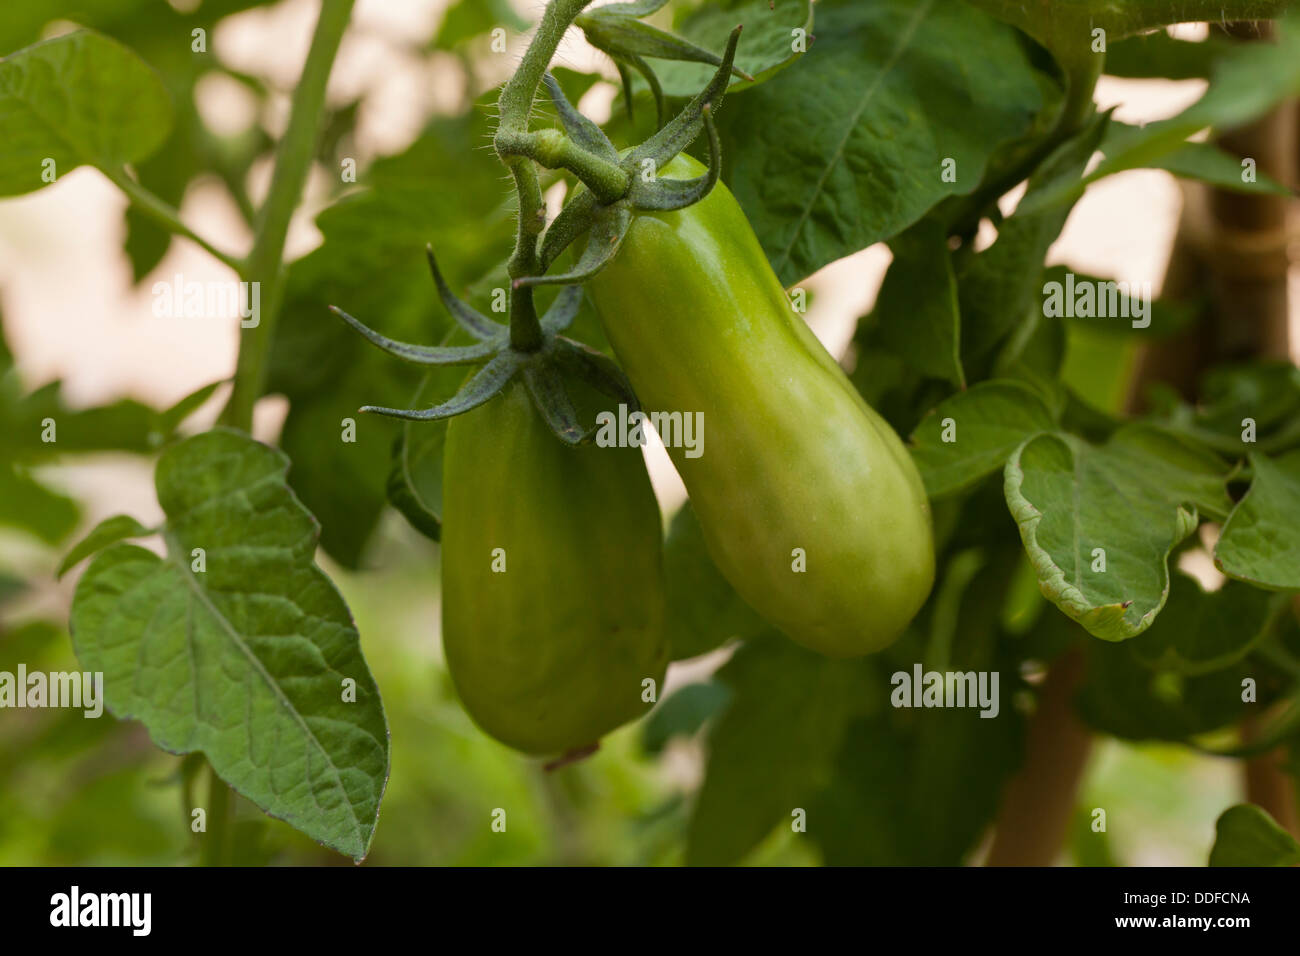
[522,363,586,445]
[627,25,741,171]
[517,203,632,289]
[361,351,520,421]
[555,337,640,413]
[629,104,721,210]
[538,188,600,272]
[330,305,504,365]
[542,73,618,162]
[540,284,585,334]
[426,244,507,342]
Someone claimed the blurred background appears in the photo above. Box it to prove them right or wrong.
[0,1,1296,865]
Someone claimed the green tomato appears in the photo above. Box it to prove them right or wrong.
[441,380,668,754]
[586,155,935,657]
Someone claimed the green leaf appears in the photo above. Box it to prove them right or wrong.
[958,112,1110,369]
[0,29,172,197]
[908,381,1055,498]
[69,428,389,861]
[717,0,1046,284]
[1005,426,1233,641]
[1017,19,1300,216]
[809,550,1026,864]
[653,0,813,98]
[992,301,1067,398]
[966,0,1295,62]
[686,635,871,865]
[434,0,529,50]
[1215,450,1300,590]
[1039,265,1200,340]
[663,502,767,660]
[1153,139,1292,196]
[57,514,152,580]
[151,380,225,437]
[1209,804,1300,867]
[873,218,964,385]
[1105,30,1237,80]
[0,571,24,605]
[1128,575,1287,674]
[1155,363,1300,457]
[641,681,731,755]
[0,463,79,544]
[1,385,161,461]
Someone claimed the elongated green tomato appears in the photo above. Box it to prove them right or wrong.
[586,156,934,657]
[441,380,668,755]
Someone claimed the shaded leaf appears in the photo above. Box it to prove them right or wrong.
[663,502,766,660]
[1105,30,1237,80]
[1128,575,1286,675]
[686,634,871,865]
[1078,640,1253,741]
[957,112,1109,370]
[873,218,964,385]
[640,681,731,755]
[1017,19,1300,217]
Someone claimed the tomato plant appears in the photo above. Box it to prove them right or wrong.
[2,0,1300,892]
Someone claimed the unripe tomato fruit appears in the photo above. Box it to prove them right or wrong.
[586,156,935,657]
[441,380,668,754]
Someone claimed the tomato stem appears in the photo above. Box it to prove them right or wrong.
[222,0,356,432]
[494,1,598,354]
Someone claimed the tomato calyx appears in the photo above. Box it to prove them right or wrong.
[331,244,637,444]
[335,4,740,446]
[514,28,732,290]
